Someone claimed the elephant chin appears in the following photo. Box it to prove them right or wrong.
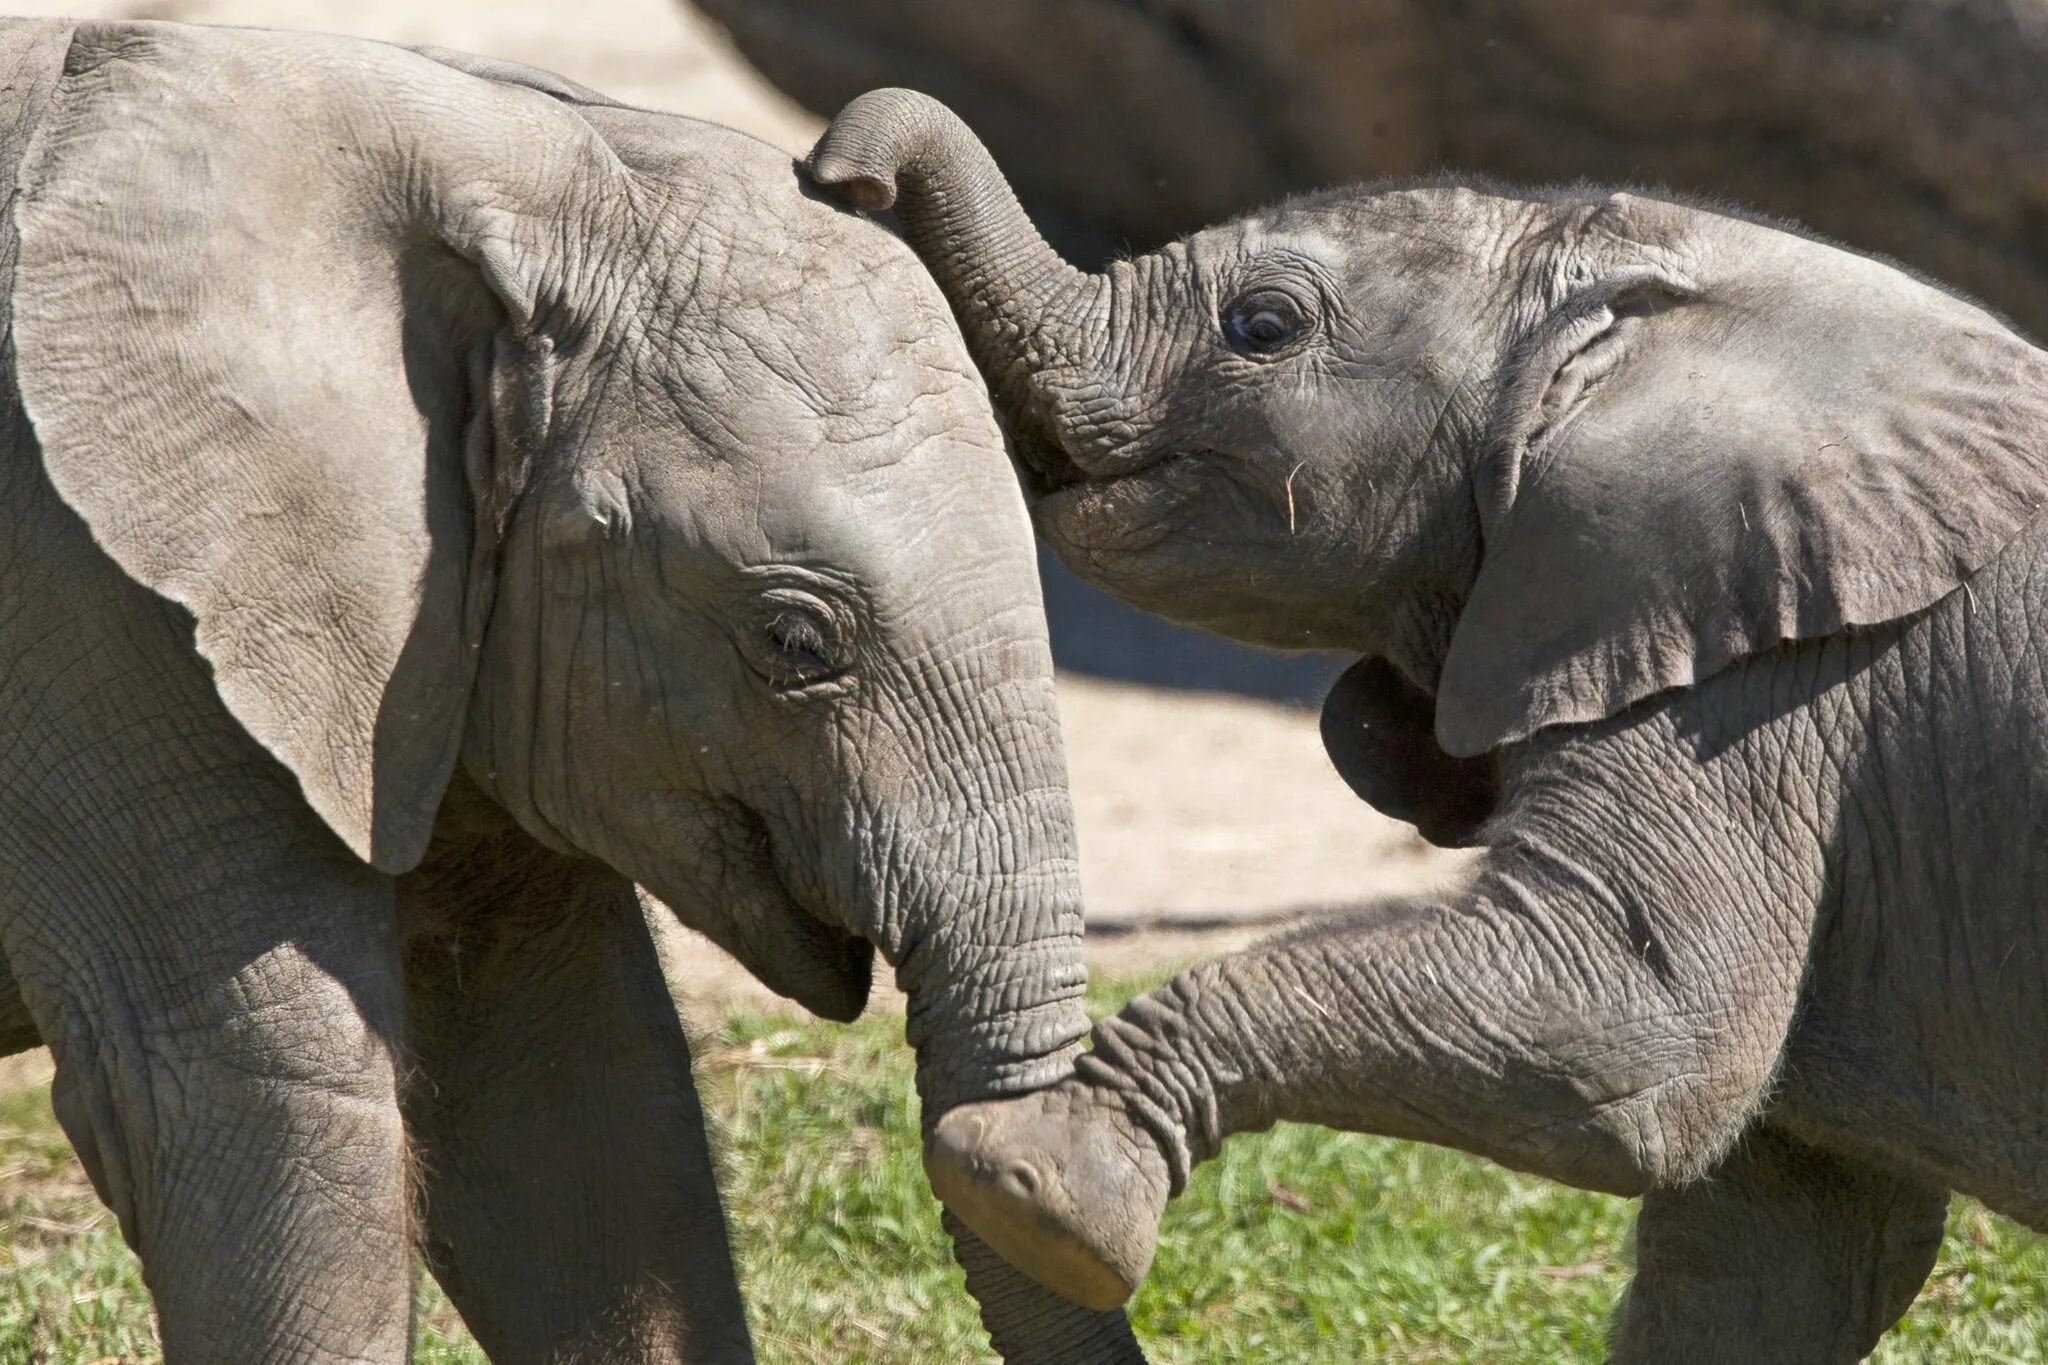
[645,879,875,1024]
[782,925,875,1024]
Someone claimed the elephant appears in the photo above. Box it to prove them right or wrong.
[807,89,2048,1361]
[696,0,2048,339]
[0,24,1148,1364]
[694,0,2048,714]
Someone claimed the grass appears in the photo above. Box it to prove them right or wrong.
[3,972,2046,1362]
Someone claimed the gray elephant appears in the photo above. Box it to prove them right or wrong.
[0,25,1146,1364]
[810,90,2048,1361]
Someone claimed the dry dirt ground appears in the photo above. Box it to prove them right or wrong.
[0,0,1462,1010]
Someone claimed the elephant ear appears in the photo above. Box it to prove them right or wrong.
[1321,656,1496,848]
[11,23,620,871]
[1436,219,2048,758]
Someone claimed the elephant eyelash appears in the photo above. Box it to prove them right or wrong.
[750,596,857,696]
[768,612,828,660]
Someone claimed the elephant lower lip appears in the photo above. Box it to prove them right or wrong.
[659,807,877,1022]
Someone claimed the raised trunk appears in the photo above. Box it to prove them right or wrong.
[809,89,1111,440]
[749,0,2048,340]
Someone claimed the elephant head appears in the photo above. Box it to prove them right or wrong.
[10,29,1135,1355]
[812,88,2048,758]
[809,88,2048,1305]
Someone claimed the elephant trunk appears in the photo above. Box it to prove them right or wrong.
[809,88,1112,465]
[950,1215,1146,1362]
[892,831,1145,1360]
[885,777,1091,1118]
[856,679,1143,1360]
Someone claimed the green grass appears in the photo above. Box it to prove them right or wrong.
[4,973,2046,1362]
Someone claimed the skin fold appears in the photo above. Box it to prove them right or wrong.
[810,88,2048,1362]
[0,26,1146,1364]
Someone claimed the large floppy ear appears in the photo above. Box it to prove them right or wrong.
[11,23,624,872]
[1321,656,1497,848]
[1437,206,2048,757]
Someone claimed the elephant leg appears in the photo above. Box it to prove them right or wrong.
[1611,1127,1946,1365]
[926,840,1810,1309]
[400,811,752,1363]
[4,811,414,1363]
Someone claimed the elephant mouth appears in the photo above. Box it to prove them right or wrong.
[1030,458,1190,564]
[1011,424,1088,499]
[657,804,876,1023]
[1013,422,1186,506]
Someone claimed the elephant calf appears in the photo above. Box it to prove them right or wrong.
[0,26,1146,1363]
[812,88,2048,1361]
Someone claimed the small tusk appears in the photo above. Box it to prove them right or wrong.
[1284,461,1307,535]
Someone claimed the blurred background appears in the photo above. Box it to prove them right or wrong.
[4,3,2047,1360]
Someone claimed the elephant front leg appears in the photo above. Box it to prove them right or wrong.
[1612,1127,1946,1365]
[400,849,752,1363]
[8,848,416,1362]
[927,840,1807,1313]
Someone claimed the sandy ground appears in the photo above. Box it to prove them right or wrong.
[0,0,1465,1018]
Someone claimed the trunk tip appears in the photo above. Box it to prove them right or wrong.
[806,129,896,210]
[808,88,964,213]
[807,155,898,212]
[925,1087,1169,1311]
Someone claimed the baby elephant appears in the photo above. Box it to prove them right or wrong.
[813,89,2048,1360]
[0,28,1146,1364]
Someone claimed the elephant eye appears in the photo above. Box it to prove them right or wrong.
[1222,289,1311,355]
[745,588,855,694]
[766,613,833,684]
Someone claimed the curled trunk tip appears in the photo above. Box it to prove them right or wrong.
[807,87,1105,431]
[806,87,952,210]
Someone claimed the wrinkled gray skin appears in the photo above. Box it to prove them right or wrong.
[811,89,2048,1361]
[0,28,1143,1364]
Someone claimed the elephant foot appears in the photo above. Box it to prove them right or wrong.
[926,1080,1171,1311]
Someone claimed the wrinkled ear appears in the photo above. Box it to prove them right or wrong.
[1437,231,2048,757]
[1321,656,1496,848]
[12,23,618,871]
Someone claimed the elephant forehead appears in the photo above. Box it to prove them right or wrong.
[750,419,1030,552]
[634,319,999,479]
[626,229,991,453]
[1238,184,1540,269]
